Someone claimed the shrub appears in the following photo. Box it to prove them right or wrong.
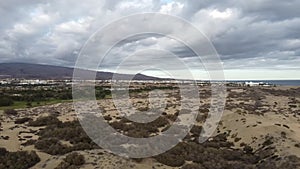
[4,109,17,116]
[55,152,85,169]
[0,97,14,106]
[155,153,185,167]
[190,125,203,137]
[262,136,273,147]
[109,116,169,137]
[64,152,85,166]
[0,148,40,169]
[21,139,36,146]
[151,130,300,169]
[28,115,61,127]
[0,148,8,156]
[182,163,205,169]
[34,120,99,155]
[35,138,70,155]
[126,128,152,138]
[243,145,254,154]
[15,117,32,124]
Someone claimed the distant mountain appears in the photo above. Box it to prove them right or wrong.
[0,63,162,80]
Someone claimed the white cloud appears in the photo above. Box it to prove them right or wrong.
[209,8,233,19]
[159,2,184,15]
[55,17,93,33]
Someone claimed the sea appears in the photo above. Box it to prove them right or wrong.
[227,80,300,86]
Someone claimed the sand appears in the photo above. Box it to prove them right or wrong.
[0,86,299,168]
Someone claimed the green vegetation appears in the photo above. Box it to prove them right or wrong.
[0,85,74,110]
[0,85,112,110]
[0,83,178,110]
[0,100,72,110]
[0,97,14,106]
[95,86,111,99]
[128,86,178,94]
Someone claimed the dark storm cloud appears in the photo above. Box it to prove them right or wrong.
[114,33,162,47]
[213,18,300,61]
[234,0,300,21]
[169,46,197,58]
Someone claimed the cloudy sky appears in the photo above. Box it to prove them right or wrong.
[0,0,300,80]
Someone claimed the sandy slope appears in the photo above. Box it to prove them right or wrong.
[0,86,299,168]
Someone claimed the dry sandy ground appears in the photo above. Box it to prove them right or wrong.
[0,86,299,168]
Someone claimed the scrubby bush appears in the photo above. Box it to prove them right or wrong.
[182,163,205,169]
[257,155,300,169]
[0,148,8,156]
[15,117,32,124]
[243,145,254,154]
[4,109,17,116]
[126,128,153,138]
[155,153,185,167]
[21,139,36,146]
[0,97,14,106]
[64,152,85,166]
[0,148,40,169]
[34,119,99,155]
[152,131,300,169]
[262,136,273,147]
[35,138,70,155]
[190,125,203,137]
[109,116,169,137]
[55,152,85,169]
[28,115,61,127]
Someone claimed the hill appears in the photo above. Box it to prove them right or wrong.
[0,63,161,80]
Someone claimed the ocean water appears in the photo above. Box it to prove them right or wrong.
[228,80,300,86]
